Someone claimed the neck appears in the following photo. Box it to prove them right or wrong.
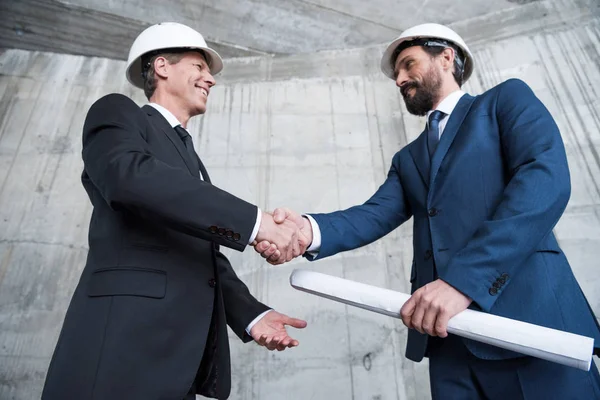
[149,91,191,128]
[432,80,461,110]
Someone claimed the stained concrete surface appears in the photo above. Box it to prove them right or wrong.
[1,1,600,399]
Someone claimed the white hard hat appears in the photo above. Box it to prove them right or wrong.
[125,22,223,89]
[380,23,474,84]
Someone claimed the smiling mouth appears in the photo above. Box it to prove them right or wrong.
[196,86,209,97]
[401,86,417,97]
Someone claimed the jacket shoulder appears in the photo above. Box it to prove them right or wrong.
[84,93,146,130]
[87,93,142,115]
[482,78,534,99]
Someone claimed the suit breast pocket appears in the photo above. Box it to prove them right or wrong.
[87,267,166,299]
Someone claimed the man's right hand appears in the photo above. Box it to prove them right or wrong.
[255,211,307,263]
[253,208,313,265]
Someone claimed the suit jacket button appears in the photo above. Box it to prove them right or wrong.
[233,233,241,242]
[498,277,507,284]
[217,228,226,236]
[428,208,438,217]
[225,230,233,239]
[501,273,509,279]
[208,278,216,288]
[489,287,498,296]
[493,281,501,289]
[209,226,218,234]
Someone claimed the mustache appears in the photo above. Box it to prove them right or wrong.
[400,81,421,97]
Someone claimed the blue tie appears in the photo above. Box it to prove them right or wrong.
[427,110,445,160]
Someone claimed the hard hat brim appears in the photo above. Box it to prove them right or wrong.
[380,35,473,84]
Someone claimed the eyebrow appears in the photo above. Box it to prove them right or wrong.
[394,56,413,76]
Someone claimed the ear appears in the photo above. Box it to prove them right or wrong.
[153,56,169,79]
[440,47,455,72]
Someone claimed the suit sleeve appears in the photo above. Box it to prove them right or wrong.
[441,79,571,312]
[306,152,412,260]
[81,93,257,251]
[215,251,270,342]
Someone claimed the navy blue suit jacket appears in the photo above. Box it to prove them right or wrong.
[308,79,600,362]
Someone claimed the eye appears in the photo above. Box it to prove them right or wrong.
[194,64,203,71]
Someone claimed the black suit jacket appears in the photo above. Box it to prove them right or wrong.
[42,94,270,400]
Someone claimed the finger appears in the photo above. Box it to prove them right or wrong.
[266,336,280,351]
[289,339,299,347]
[261,244,278,259]
[283,316,307,329]
[255,241,271,253]
[277,337,292,351]
[267,258,284,266]
[411,301,427,334]
[257,334,268,346]
[267,250,282,265]
[435,310,450,338]
[251,240,257,247]
[400,297,416,329]
[421,304,438,336]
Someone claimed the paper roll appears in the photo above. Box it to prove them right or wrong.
[289,269,594,371]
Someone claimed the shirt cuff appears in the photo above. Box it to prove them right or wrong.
[248,207,262,245]
[303,214,321,254]
[245,309,273,335]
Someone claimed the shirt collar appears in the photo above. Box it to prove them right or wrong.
[147,103,182,129]
[426,89,466,124]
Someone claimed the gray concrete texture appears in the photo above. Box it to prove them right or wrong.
[1,1,600,399]
[2,0,599,59]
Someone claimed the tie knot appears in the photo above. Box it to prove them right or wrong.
[174,125,190,141]
[429,110,445,126]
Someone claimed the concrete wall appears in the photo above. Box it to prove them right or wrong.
[1,11,600,400]
[2,0,598,60]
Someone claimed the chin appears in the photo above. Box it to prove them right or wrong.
[192,103,207,116]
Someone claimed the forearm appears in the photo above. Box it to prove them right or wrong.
[83,102,257,250]
[215,252,270,341]
[305,155,411,260]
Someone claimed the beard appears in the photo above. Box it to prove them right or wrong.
[400,65,443,116]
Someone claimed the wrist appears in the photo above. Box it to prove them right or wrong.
[302,216,314,245]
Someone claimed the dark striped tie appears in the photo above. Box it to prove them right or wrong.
[174,125,201,173]
[427,110,445,161]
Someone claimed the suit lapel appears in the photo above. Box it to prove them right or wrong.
[196,155,211,183]
[409,129,431,189]
[429,94,475,188]
[142,105,199,178]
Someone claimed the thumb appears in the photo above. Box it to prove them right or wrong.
[273,207,290,224]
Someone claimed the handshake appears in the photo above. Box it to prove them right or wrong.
[252,208,313,264]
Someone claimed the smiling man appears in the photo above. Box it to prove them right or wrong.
[255,23,600,399]
[41,22,308,400]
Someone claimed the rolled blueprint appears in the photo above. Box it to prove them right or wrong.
[289,269,594,371]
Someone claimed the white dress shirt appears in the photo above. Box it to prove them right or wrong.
[147,103,269,333]
[305,89,466,255]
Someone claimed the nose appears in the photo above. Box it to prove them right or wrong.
[204,71,216,88]
[396,70,409,88]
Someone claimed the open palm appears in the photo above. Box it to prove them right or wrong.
[250,310,307,351]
